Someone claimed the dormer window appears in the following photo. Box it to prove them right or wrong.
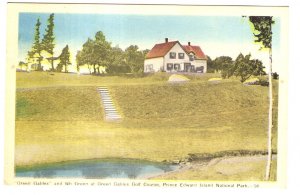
[189,54,194,61]
[169,52,176,59]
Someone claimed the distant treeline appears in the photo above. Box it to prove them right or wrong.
[206,54,266,82]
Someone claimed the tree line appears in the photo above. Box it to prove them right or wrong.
[206,53,266,82]
[76,31,148,75]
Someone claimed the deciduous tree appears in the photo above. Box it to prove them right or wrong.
[76,31,111,75]
[234,53,265,82]
[214,56,233,78]
[248,16,274,181]
[124,45,145,73]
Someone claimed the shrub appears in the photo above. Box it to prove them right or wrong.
[243,77,269,87]
[258,79,269,86]
[272,72,279,80]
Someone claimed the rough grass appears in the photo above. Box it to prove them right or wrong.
[110,81,268,120]
[16,86,103,121]
[110,81,278,153]
[16,72,220,88]
[15,71,278,181]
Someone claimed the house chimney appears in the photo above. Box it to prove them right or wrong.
[165,38,168,43]
[188,42,191,46]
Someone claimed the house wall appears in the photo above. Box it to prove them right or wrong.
[144,42,207,73]
[144,57,164,72]
[163,43,190,72]
[40,50,53,71]
[194,59,207,73]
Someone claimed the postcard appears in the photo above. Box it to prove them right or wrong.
[4,2,288,188]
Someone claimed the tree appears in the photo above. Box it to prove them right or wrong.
[213,56,234,78]
[26,18,42,71]
[107,46,128,74]
[18,61,27,71]
[57,45,71,73]
[206,55,214,73]
[76,31,111,75]
[233,53,265,82]
[32,18,42,70]
[77,38,94,74]
[142,49,150,57]
[76,50,82,73]
[272,72,279,80]
[124,45,145,73]
[41,13,55,71]
[93,31,111,74]
[248,16,274,181]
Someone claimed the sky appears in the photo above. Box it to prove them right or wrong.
[18,13,281,72]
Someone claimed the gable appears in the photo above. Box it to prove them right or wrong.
[146,41,178,59]
[183,45,207,60]
[146,41,189,59]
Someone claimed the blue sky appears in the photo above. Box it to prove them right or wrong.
[18,13,281,71]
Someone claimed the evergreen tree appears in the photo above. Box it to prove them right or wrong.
[57,45,71,73]
[41,13,55,71]
[33,18,42,70]
[26,18,42,71]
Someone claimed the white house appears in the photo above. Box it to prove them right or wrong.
[144,38,207,73]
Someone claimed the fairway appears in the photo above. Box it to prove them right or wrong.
[15,72,278,180]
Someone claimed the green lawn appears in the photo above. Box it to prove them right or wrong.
[15,71,278,181]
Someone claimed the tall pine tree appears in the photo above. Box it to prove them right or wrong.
[57,45,71,73]
[27,18,42,70]
[41,13,55,71]
[33,18,42,70]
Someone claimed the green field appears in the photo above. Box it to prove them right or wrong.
[15,71,278,180]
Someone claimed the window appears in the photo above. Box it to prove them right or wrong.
[191,65,195,72]
[169,52,176,59]
[145,64,153,72]
[167,63,173,71]
[178,53,185,59]
[189,54,194,61]
[174,63,180,71]
[196,66,204,73]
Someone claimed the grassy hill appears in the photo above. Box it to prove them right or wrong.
[16,86,103,121]
[15,72,278,172]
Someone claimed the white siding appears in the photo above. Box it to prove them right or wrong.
[194,59,207,73]
[163,43,190,72]
[144,42,207,73]
[144,57,164,72]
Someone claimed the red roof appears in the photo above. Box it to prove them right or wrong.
[183,45,207,60]
[146,41,179,59]
[146,40,207,60]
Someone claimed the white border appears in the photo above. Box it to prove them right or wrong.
[1,0,300,195]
